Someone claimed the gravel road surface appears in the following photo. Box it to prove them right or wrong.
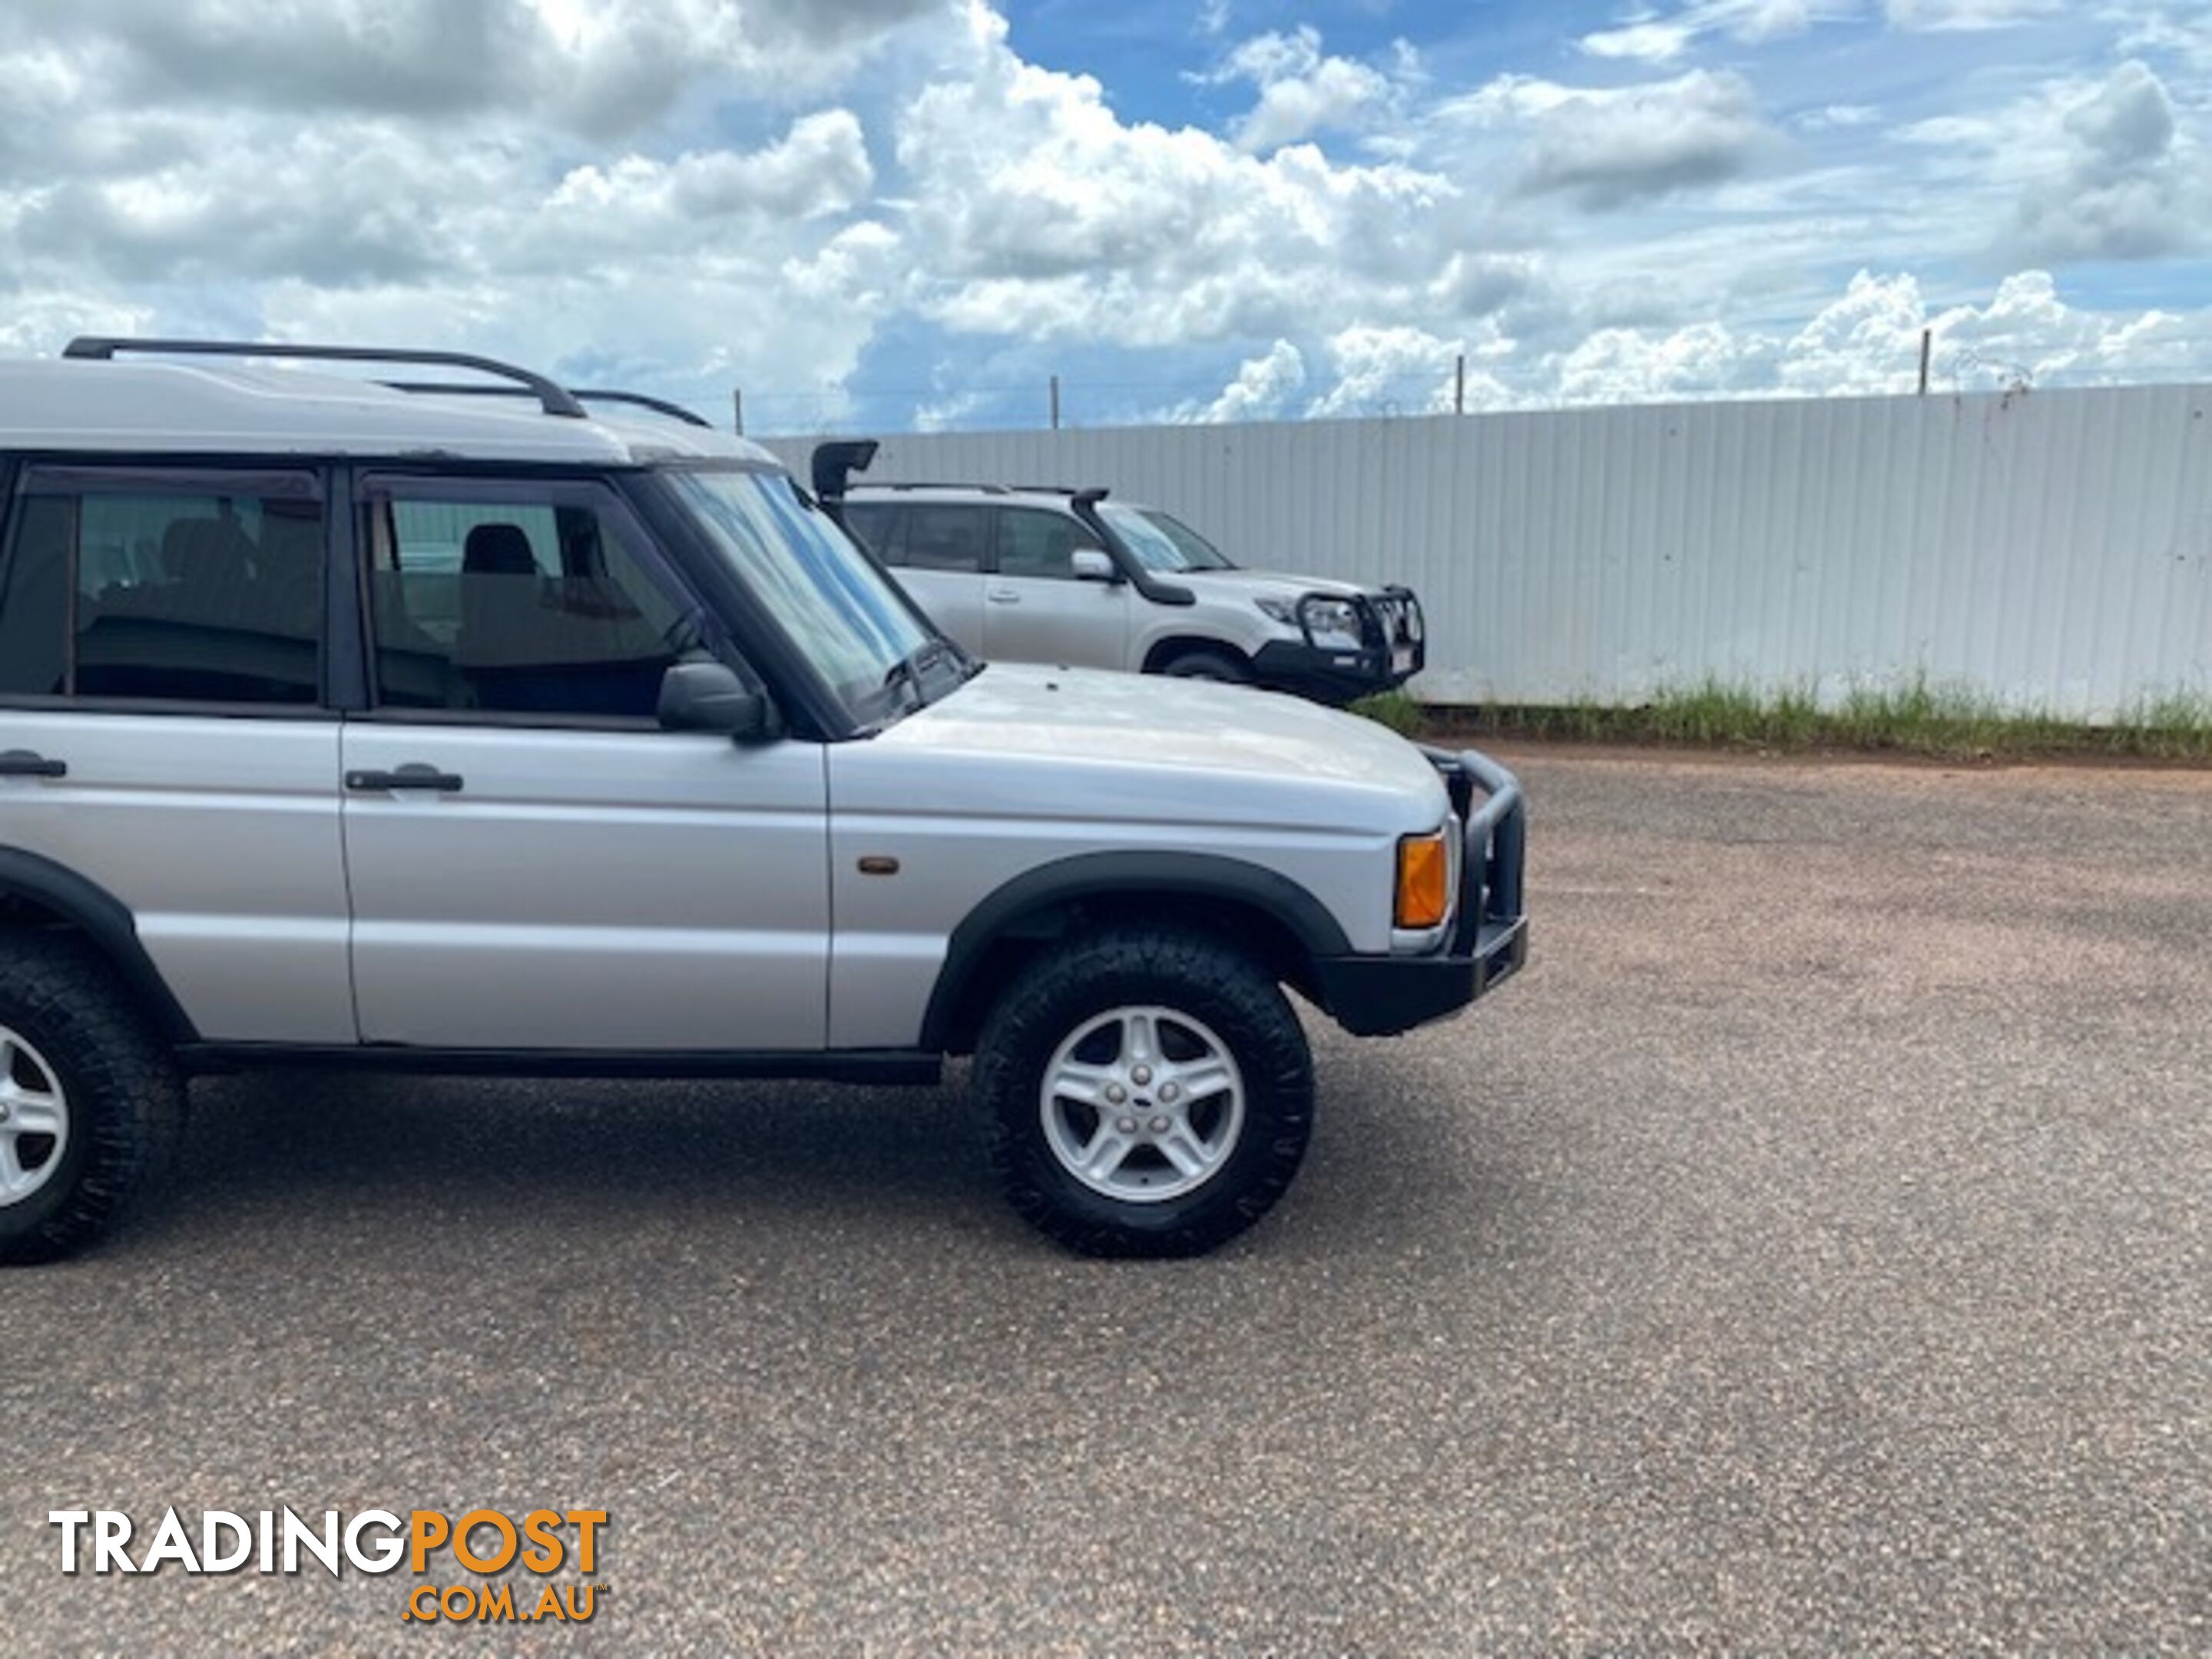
[4,749,2207,1654]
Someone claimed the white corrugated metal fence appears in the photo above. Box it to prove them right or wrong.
[765,385,2212,720]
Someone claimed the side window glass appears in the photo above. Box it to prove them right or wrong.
[366,487,690,721]
[900,505,988,573]
[0,474,322,704]
[839,502,902,563]
[996,508,1099,580]
[0,498,69,697]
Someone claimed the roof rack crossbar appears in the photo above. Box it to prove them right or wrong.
[61,336,590,419]
[380,380,712,429]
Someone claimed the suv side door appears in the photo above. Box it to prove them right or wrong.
[339,472,830,1051]
[982,505,1130,671]
[847,501,988,658]
[0,462,354,1041]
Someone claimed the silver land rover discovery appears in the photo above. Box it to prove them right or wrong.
[0,339,1526,1263]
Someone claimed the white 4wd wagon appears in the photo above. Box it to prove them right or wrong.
[813,443,1426,705]
[0,339,1525,1263]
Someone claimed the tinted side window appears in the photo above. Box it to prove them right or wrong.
[996,507,1101,580]
[839,502,902,562]
[0,471,323,704]
[366,485,690,721]
[900,505,988,573]
[0,497,68,697]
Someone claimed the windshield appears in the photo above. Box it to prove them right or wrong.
[663,467,949,725]
[1099,502,1237,573]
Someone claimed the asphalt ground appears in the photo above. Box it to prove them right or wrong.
[2,747,2207,1654]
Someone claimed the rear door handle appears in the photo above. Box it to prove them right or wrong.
[346,764,465,794]
[0,750,66,779]
[986,587,1021,604]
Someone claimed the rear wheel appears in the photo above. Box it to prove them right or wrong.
[975,927,1313,1257]
[1159,647,1252,685]
[0,935,183,1265]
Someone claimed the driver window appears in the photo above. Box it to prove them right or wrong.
[996,508,1101,581]
[365,487,690,720]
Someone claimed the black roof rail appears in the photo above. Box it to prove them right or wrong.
[572,389,712,429]
[61,336,589,419]
[380,381,713,429]
[846,481,1016,495]
[845,482,1105,500]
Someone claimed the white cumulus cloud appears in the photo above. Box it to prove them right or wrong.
[1488,69,1772,210]
[1194,25,1417,153]
[1883,0,2059,29]
[1161,339,1308,423]
[1583,0,1844,61]
[0,0,2205,435]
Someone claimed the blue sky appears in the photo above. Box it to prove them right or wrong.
[1,1,2207,434]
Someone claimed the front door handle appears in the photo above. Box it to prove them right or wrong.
[986,587,1021,604]
[0,750,66,779]
[346,763,465,793]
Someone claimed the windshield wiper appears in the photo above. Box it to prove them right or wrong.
[882,638,959,714]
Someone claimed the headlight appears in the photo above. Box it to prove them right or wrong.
[1254,597,1298,627]
[1301,597,1364,651]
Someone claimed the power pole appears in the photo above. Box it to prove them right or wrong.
[1455,354,1466,416]
[1916,329,1932,396]
[1049,375,1061,431]
[732,389,745,435]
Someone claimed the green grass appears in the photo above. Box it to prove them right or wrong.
[1349,677,2212,763]
[1344,690,1426,737]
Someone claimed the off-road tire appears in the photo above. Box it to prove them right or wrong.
[1159,648,1252,685]
[0,933,184,1266]
[975,926,1313,1257]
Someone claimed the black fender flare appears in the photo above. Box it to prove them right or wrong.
[919,850,1351,1048]
[0,848,198,1044]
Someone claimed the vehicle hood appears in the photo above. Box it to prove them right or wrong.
[1178,568,1380,604]
[837,663,1447,836]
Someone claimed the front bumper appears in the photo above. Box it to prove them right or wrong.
[1248,586,1427,704]
[1250,640,1408,703]
[1312,747,1528,1037]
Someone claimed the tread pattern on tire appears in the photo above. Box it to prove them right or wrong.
[975,926,1313,1258]
[0,932,183,1266]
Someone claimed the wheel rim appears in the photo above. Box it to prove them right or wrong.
[0,1023,69,1208]
[1039,1005,1246,1204]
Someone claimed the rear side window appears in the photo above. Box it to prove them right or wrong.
[0,468,323,704]
[839,502,902,561]
[995,507,1101,580]
[899,505,988,573]
[363,482,691,722]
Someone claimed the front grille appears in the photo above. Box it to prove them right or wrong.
[1363,590,1425,673]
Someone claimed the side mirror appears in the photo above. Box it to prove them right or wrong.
[658,661,778,742]
[1071,548,1118,583]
